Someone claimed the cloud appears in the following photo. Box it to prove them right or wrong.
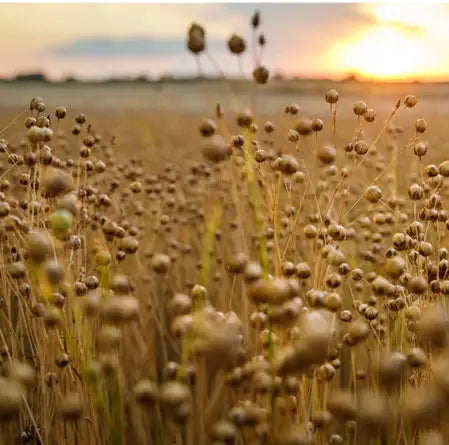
[53,36,226,58]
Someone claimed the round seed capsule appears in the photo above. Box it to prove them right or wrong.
[325,89,339,104]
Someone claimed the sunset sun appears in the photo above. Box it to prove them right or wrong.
[335,4,449,81]
[342,27,432,80]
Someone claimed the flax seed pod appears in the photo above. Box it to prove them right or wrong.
[404,94,417,108]
[364,108,375,122]
[55,106,67,120]
[325,89,339,104]
[187,23,205,54]
[353,101,367,116]
[227,34,246,54]
[365,185,382,203]
[415,119,427,133]
[253,66,269,84]
[251,10,260,28]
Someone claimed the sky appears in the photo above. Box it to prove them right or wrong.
[1,3,449,82]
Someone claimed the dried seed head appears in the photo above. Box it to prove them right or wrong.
[201,135,231,163]
[311,410,332,428]
[415,118,427,133]
[133,380,158,405]
[385,256,406,279]
[295,118,313,136]
[159,381,190,407]
[347,319,369,345]
[364,108,376,122]
[404,94,417,108]
[199,119,217,137]
[353,101,368,116]
[407,347,427,367]
[42,167,74,198]
[244,262,263,282]
[354,140,368,155]
[151,253,171,273]
[191,309,244,369]
[255,149,267,162]
[414,142,428,157]
[130,181,142,193]
[408,275,428,294]
[30,96,43,110]
[59,192,80,216]
[227,34,246,54]
[325,89,339,104]
[317,145,336,164]
[327,389,356,420]
[55,353,70,368]
[55,106,67,119]
[287,103,299,115]
[312,118,323,132]
[247,277,296,304]
[211,420,238,443]
[110,274,131,294]
[44,260,64,285]
[251,10,260,28]
[438,160,449,177]
[75,113,86,124]
[227,252,248,274]
[365,185,382,203]
[324,292,342,311]
[377,351,407,388]
[408,183,424,200]
[24,117,36,129]
[264,121,274,133]
[187,23,205,54]
[288,129,299,143]
[295,261,311,279]
[26,230,51,264]
[329,434,343,445]
[277,155,299,175]
[253,66,269,84]
[168,293,192,317]
[101,296,139,323]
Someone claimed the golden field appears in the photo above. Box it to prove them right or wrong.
[2,28,449,445]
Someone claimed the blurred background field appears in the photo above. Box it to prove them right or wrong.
[2,79,449,172]
[2,80,449,116]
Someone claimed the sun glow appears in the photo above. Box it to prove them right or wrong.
[342,28,434,80]
[335,4,449,81]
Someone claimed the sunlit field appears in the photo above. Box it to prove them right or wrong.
[2,8,449,445]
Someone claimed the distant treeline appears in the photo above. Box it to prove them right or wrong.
[0,72,434,85]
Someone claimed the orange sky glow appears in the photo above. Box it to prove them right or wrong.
[333,4,449,81]
[1,3,449,82]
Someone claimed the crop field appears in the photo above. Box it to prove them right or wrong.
[1,10,449,445]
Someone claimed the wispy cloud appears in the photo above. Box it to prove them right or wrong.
[53,37,223,58]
